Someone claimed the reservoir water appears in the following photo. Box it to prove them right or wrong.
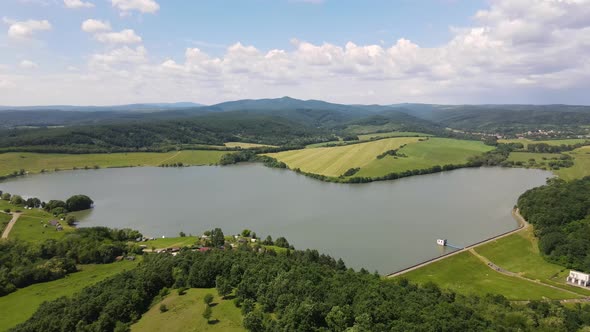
[0,165,551,273]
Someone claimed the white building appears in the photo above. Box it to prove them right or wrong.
[567,270,590,287]
[436,239,447,246]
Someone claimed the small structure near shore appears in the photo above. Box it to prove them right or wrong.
[567,270,590,287]
[436,239,447,246]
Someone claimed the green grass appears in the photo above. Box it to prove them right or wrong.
[507,152,564,163]
[499,138,589,148]
[0,260,139,331]
[0,150,229,177]
[399,251,578,300]
[10,215,75,243]
[144,236,199,249]
[266,137,422,177]
[355,138,494,177]
[556,146,590,180]
[131,288,245,332]
[475,228,590,297]
[357,132,433,140]
[0,213,11,234]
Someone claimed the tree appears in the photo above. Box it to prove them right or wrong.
[66,195,94,212]
[216,276,232,299]
[9,195,24,206]
[241,229,251,237]
[179,231,186,237]
[44,200,66,212]
[202,305,212,323]
[1,192,11,201]
[203,293,214,306]
[243,310,264,332]
[65,215,77,226]
[275,237,290,248]
[241,299,255,315]
[210,228,225,247]
[263,235,273,245]
[159,304,168,313]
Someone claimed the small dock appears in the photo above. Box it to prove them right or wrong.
[436,238,464,250]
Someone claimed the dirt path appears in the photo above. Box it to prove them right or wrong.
[387,209,528,278]
[1,212,21,239]
[157,151,181,165]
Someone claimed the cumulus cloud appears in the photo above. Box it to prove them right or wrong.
[1,0,590,105]
[64,0,94,8]
[19,60,38,69]
[111,0,159,14]
[95,29,142,44]
[81,19,111,33]
[4,19,51,39]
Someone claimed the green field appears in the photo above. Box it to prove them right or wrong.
[357,131,433,140]
[399,251,578,300]
[499,138,589,148]
[474,228,590,296]
[0,150,229,177]
[0,260,139,331]
[267,137,422,177]
[131,288,245,332]
[144,236,199,249]
[556,146,590,180]
[355,138,494,177]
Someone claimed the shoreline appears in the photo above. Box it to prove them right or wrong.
[386,208,528,278]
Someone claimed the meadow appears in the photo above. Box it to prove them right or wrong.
[266,137,422,177]
[507,152,564,163]
[499,138,589,148]
[398,251,578,300]
[131,288,245,332]
[0,150,229,177]
[556,146,590,180]
[355,138,494,177]
[0,260,139,331]
[357,131,433,140]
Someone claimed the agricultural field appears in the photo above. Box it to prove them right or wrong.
[0,150,229,177]
[357,131,433,140]
[355,138,494,177]
[398,251,578,300]
[131,288,245,332]
[224,142,276,149]
[266,137,422,177]
[0,260,139,331]
[499,138,589,148]
[556,146,590,180]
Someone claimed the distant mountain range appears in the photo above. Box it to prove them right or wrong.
[1,97,589,135]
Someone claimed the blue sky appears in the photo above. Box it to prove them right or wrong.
[0,0,589,105]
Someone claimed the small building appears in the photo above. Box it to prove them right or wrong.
[436,239,447,246]
[567,270,590,287]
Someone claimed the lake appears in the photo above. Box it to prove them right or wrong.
[0,165,552,274]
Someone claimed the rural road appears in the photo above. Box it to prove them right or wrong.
[387,209,528,278]
[1,212,21,239]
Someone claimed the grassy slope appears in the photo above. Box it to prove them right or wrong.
[267,137,421,177]
[0,200,75,242]
[474,227,590,296]
[131,288,245,332]
[0,213,11,234]
[499,138,589,148]
[398,251,578,300]
[556,146,590,180]
[0,150,228,177]
[356,138,493,177]
[507,152,563,163]
[144,236,199,249]
[0,260,140,331]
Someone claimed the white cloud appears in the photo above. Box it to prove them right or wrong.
[20,60,38,69]
[111,0,159,14]
[81,19,111,33]
[64,0,94,8]
[2,0,590,105]
[5,19,51,39]
[95,29,142,44]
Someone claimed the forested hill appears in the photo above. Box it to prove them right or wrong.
[518,176,590,271]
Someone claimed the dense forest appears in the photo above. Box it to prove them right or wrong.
[518,177,590,271]
[11,242,590,332]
